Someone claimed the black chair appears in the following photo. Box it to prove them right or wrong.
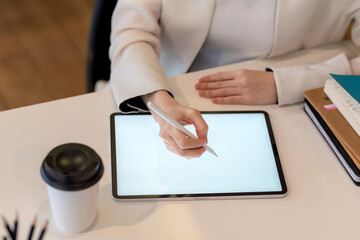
[86,0,118,92]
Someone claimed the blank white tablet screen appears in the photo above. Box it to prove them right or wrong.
[114,113,282,196]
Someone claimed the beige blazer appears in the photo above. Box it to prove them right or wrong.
[109,0,360,110]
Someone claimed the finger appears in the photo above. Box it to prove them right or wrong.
[170,127,206,149]
[198,87,242,98]
[183,108,208,141]
[212,95,247,104]
[195,79,238,90]
[165,141,192,160]
[199,71,236,82]
[165,137,197,160]
[167,136,206,158]
[164,141,177,154]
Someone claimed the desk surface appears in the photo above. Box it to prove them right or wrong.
[1,42,360,239]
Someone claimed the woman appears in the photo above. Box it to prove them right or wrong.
[107,0,360,158]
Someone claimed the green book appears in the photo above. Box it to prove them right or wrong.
[324,74,360,136]
[330,74,360,103]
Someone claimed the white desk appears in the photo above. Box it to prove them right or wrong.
[1,42,360,239]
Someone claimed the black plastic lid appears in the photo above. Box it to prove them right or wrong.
[40,143,104,191]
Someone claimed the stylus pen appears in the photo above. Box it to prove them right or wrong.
[147,101,218,157]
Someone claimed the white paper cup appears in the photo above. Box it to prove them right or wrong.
[41,143,104,232]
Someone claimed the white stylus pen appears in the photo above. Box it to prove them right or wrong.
[147,101,218,157]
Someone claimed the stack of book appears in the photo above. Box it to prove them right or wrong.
[303,74,360,185]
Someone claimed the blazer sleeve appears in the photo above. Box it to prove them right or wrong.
[109,0,171,112]
[268,53,353,105]
[267,1,360,106]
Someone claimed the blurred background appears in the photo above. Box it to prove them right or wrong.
[0,0,95,111]
[0,0,353,112]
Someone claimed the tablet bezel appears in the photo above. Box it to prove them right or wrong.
[110,111,287,200]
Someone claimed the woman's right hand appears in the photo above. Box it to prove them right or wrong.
[142,90,208,158]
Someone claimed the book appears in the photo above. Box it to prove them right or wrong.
[331,74,360,102]
[303,88,360,185]
[324,74,360,136]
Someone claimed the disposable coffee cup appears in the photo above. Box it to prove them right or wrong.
[40,143,104,232]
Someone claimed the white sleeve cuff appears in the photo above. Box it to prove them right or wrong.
[268,53,352,106]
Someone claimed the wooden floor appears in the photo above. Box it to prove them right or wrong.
[0,0,95,111]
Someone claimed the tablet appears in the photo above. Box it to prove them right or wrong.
[110,111,287,200]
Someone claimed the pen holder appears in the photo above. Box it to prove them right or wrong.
[40,143,104,232]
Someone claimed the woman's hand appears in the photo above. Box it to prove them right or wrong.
[195,69,278,105]
[142,90,208,158]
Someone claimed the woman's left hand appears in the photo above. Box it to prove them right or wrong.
[195,69,278,105]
